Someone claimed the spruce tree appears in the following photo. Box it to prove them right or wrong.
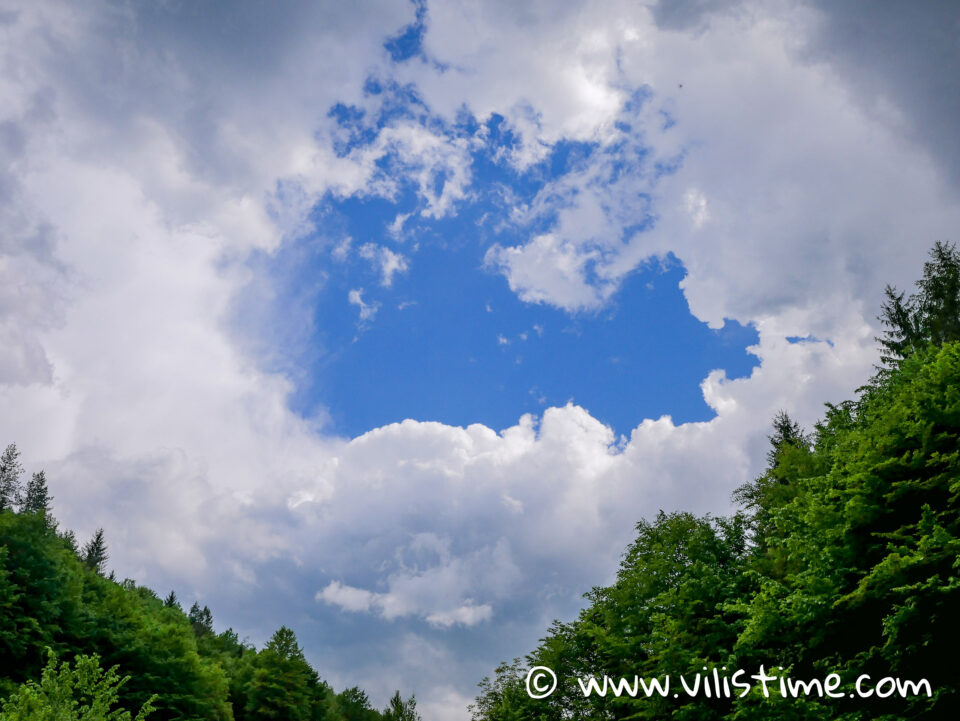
[59,528,80,556]
[21,471,53,527]
[164,591,180,610]
[878,240,960,369]
[0,444,24,512]
[188,603,214,637]
[384,691,421,721]
[83,528,109,575]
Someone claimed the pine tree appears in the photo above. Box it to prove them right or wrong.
[384,691,421,721]
[59,528,80,556]
[83,528,109,575]
[878,240,960,369]
[0,444,24,512]
[21,471,54,528]
[188,603,214,637]
[164,591,181,610]
[764,410,808,466]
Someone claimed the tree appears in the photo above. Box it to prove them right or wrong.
[163,591,180,610]
[245,626,328,721]
[0,650,156,721]
[0,444,24,512]
[335,687,384,721]
[383,691,421,721]
[877,240,960,370]
[21,471,54,529]
[188,602,214,637]
[83,529,109,575]
[59,528,80,556]
[733,411,815,547]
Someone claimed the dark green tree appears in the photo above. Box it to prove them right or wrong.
[334,687,385,721]
[83,528,109,575]
[188,602,214,637]
[163,591,180,610]
[878,240,960,369]
[60,528,80,556]
[245,626,329,721]
[383,691,420,721]
[21,471,54,529]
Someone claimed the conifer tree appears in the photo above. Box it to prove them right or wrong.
[21,471,54,526]
[764,410,807,466]
[188,603,214,637]
[384,691,421,721]
[83,528,109,575]
[878,240,960,369]
[59,528,80,556]
[164,591,181,610]
[0,444,24,512]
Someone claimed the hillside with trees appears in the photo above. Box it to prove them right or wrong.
[471,243,960,721]
[0,449,420,720]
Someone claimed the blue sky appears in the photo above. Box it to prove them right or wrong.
[254,88,759,437]
[4,1,960,719]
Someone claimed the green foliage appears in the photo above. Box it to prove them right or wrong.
[243,627,330,721]
[0,651,155,721]
[878,241,960,371]
[382,691,420,721]
[187,603,214,638]
[21,473,54,527]
[334,688,385,721]
[81,531,108,577]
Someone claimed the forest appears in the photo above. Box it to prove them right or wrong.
[469,242,960,720]
[1,243,958,721]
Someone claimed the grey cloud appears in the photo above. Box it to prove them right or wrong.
[651,0,960,189]
[800,0,960,188]
[650,0,746,31]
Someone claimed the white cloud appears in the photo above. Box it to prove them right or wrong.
[485,233,606,311]
[359,243,410,287]
[317,581,377,613]
[319,578,493,629]
[3,2,960,720]
[348,288,380,323]
[426,604,493,629]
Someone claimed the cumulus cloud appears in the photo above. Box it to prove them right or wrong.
[2,1,959,719]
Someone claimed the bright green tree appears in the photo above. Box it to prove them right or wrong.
[0,650,155,721]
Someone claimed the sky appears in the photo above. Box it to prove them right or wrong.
[2,1,960,718]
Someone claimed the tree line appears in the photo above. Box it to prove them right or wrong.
[471,242,960,720]
[0,449,420,720]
